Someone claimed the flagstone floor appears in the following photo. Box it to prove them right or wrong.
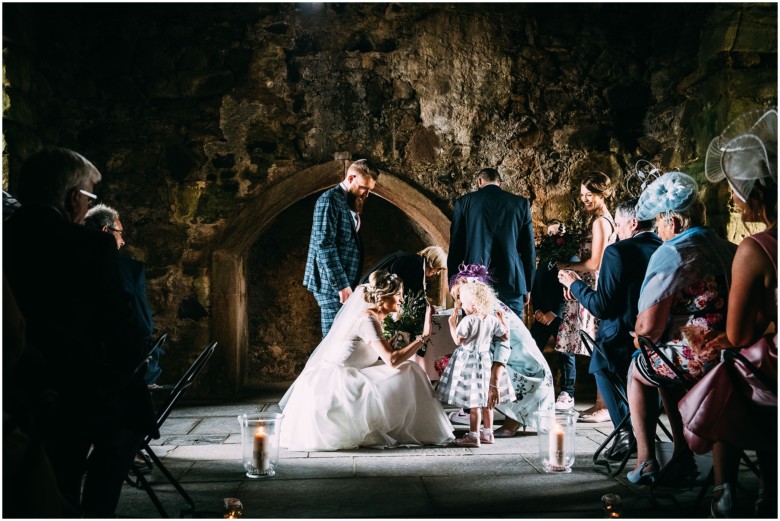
[116,390,761,518]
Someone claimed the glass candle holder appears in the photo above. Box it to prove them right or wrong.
[533,409,579,473]
[601,493,622,518]
[223,497,243,518]
[238,413,283,478]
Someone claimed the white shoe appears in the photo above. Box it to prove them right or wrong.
[554,392,575,410]
[448,409,470,425]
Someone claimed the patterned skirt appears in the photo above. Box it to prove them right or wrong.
[436,346,516,408]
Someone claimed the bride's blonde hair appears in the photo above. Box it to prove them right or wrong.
[363,269,403,304]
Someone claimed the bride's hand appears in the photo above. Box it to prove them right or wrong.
[422,303,433,338]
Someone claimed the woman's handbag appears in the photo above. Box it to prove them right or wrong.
[679,333,777,454]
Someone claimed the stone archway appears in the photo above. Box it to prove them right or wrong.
[210,159,450,395]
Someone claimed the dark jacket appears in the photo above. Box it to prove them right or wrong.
[4,204,155,433]
[118,254,154,338]
[360,251,426,295]
[569,231,662,375]
[531,258,564,315]
[448,184,536,299]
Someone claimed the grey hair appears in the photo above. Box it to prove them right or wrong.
[84,203,120,230]
[665,198,706,230]
[363,269,403,305]
[615,197,654,231]
[417,246,447,271]
[17,148,101,209]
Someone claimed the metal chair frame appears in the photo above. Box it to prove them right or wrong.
[132,333,168,380]
[636,335,762,513]
[127,341,218,518]
[579,330,672,477]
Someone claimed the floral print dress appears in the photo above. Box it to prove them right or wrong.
[637,274,728,383]
[555,215,616,356]
[633,226,737,385]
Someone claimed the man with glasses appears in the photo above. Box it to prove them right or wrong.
[4,148,156,517]
[84,203,125,249]
[304,159,380,336]
[84,204,161,387]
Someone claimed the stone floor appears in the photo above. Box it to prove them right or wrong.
[115,390,761,518]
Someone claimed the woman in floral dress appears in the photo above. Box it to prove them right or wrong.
[554,172,616,420]
[625,171,737,485]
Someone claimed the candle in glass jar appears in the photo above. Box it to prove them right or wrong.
[549,422,565,467]
[253,426,270,471]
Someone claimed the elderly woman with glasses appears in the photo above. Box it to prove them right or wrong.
[625,172,738,485]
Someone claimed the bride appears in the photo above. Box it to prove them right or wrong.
[279,270,454,451]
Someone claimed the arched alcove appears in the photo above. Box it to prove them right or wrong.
[211,160,450,394]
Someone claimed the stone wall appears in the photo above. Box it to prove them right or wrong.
[3,3,776,396]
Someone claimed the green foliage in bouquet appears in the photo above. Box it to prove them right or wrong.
[537,220,587,266]
[382,289,428,340]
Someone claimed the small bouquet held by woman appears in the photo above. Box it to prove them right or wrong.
[382,289,430,355]
[537,221,585,271]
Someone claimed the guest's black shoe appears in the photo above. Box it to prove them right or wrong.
[605,428,636,461]
[131,452,153,475]
[654,451,698,486]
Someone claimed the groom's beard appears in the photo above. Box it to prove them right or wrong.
[346,190,366,214]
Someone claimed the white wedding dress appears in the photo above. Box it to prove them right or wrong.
[279,288,454,451]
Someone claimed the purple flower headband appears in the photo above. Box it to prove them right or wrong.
[448,263,494,289]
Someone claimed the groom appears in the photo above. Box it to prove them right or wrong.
[304,159,379,336]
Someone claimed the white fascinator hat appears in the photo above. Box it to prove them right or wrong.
[705,108,777,202]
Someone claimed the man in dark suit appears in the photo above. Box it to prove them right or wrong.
[304,159,379,336]
[4,148,156,516]
[448,168,536,318]
[84,204,161,387]
[558,198,662,461]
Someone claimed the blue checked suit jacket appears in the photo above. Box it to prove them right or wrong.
[303,185,363,297]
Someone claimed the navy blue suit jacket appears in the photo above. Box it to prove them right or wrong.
[569,231,662,375]
[448,184,536,299]
[118,254,154,339]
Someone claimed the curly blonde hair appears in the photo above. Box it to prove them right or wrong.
[458,280,498,316]
[363,269,403,305]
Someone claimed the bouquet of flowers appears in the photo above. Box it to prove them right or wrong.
[433,354,451,377]
[382,289,428,351]
[537,221,586,270]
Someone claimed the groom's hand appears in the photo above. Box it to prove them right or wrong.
[338,286,353,304]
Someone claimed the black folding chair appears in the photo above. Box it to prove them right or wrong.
[636,335,761,512]
[580,331,672,477]
[131,333,168,380]
[128,341,218,518]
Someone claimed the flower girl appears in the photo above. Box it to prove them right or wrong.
[437,280,515,447]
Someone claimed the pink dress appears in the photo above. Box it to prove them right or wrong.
[679,229,777,453]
